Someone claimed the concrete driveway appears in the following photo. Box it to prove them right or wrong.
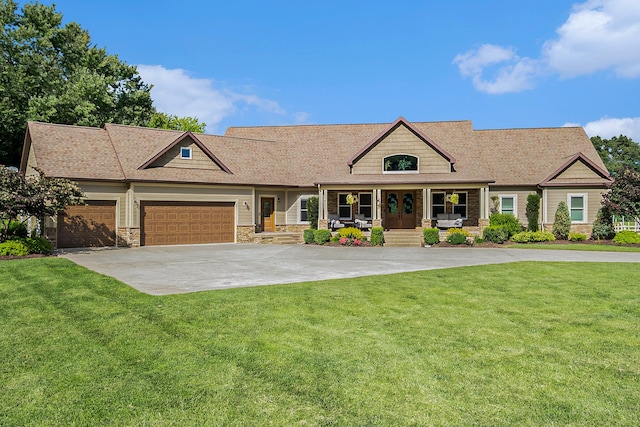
[59,244,640,295]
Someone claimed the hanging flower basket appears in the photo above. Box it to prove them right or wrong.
[346,194,357,205]
[447,193,459,204]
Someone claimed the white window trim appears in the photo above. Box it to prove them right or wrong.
[382,153,420,174]
[338,193,352,220]
[452,191,469,219]
[499,194,517,217]
[568,193,588,223]
[358,192,373,219]
[299,196,310,224]
[431,191,446,217]
[180,147,192,159]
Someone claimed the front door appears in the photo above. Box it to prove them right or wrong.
[385,191,416,229]
[261,197,275,232]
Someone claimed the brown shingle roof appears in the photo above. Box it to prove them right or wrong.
[22,119,610,188]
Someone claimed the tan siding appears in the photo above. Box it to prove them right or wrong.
[544,188,604,224]
[151,141,221,170]
[133,183,253,226]
[26,144,38,177]
[352,125,450,175]
[489,187,539,225]
[552,161,601,181]
[286,190,317,224]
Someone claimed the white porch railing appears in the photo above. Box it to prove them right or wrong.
[613,216,640,233]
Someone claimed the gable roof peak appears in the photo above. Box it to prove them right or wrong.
[138,131,232,173]
[348,117,457,166]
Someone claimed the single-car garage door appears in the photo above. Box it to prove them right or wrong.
[141,201,235,246]
[58,200,117,248]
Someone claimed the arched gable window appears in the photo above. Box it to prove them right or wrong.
[383,154,418,173]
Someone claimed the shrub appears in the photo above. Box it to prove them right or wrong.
[446,232,470,245]
[1,220,28,239]
[314,229,331,245]
[338,227,364,240]
[511,231,555,243]
[370,227,384,246]
[568,232,587,242]
[0,239,30,256]
[474,236,485,244]
[489,213,523,237]
[423,228,440,246]
[613,230,640,244]
[306,197,319,229]
[446,228,472,237]
[483,226,509,244]
[552,201,571,240]
[25,237,53,254]
[303,229,315,244]
[526,193,540,232]
[591,206,615,240]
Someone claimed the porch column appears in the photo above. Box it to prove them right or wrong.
[372,189,378,220]
[484,186,490,218]
[425,188,431,219]
[479,187,485,219]
[318,187,325,220]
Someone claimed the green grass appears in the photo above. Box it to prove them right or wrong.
[507,243,640,252]
[1,258,639,426]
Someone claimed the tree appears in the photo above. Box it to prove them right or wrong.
[0,166,84,241]
[602,166,640,222]
[591,135,640,175]
[149,112,206,133]
[0,0,154,166]
[591,206,615,240]
[525,193,540,232]
[552,201,571,240]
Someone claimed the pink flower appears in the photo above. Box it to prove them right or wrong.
[339,237,348,245]
[354,239,362,246]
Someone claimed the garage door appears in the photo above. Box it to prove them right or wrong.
[58,200,117,248]
[141,201,235,246]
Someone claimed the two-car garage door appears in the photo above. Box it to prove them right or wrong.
[141,201,235,246]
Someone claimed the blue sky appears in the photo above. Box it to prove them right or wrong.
[22,0,640,140]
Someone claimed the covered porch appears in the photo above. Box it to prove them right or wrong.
[317,185,492,233]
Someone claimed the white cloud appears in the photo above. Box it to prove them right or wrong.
[454,0,640,93]
[566,116,640,140]
[137,64,288,133]
[543,0,640,78]
[453,45,538,94]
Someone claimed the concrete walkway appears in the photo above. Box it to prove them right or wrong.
[59,244,640,295]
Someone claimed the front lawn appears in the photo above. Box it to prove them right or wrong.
[507,242,640,252]
[1,258,639,426]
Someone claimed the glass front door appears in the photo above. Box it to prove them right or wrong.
[385,191,415,229]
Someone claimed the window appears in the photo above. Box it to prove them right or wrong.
[338,193,352,219]
[452,192,468,219]
[383,154,418,173]
[180,147,192,159]
[500,195,517,216]
[358,192,372,219]
[569,194,586,222]
[432,192,446,217]
[300,198,308,222]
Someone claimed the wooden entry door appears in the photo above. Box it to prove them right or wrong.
[385,191,416,229]
[261,197,275,232]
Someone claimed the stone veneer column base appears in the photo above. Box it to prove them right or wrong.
[319,219,329,229]
[372,219,382,228]
[117,227,140,247]
[236,226,255,243]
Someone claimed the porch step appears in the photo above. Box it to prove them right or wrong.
[383,230,423,247]
[253,232,302,245]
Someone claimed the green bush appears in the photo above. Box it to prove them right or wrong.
[613,230,640,244]
[2,220,28,239]
[338,227,364,240]
[446,232,470,245]
[489,213,523,237]
[306,197,319,229]
[370,227,384,246]
[0,239,30,256]
[446,227,472,237]
[591,206,615,240]
[474,236,485,244]
[552,201,571,240]
[303,229,315,244]
[511,231,555,243]
[526,193,540,232]
[568,232,587,242]
[25,237,53,254]
[423,228,440,246]
[483,226,509,244]
[314,229,332,245]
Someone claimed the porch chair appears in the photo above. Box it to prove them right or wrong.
[328,214,345,231]
[354,214,372,230]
